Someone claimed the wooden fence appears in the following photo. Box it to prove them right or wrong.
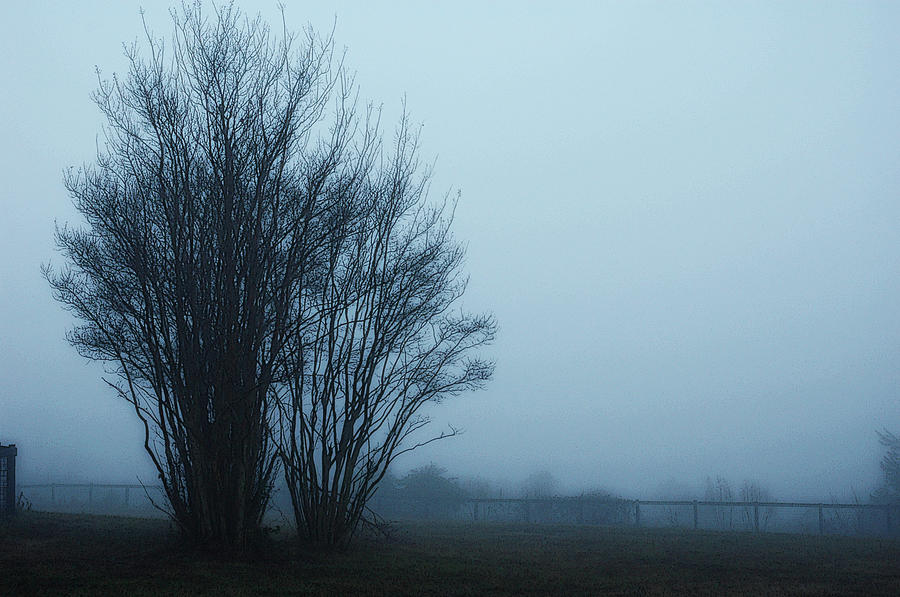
[466,498,900,536]
[21,483,164,513]
[630,499,898,535]
[17,484,900,537]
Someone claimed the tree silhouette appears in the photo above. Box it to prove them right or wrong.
[46,3,347,550]
[47,3,493,550]
[276,119,495,546]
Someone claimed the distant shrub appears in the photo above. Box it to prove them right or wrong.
[370,464,468,520]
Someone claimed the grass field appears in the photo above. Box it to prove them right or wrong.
[2,511,900,595]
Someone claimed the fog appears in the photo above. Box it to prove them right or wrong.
[2,1,899,503]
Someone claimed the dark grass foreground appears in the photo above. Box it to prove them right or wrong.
[2,512,900,596]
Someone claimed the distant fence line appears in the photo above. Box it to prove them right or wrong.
[21,483,164,510]
[18,484,900,537]
[634,499,896,535]
[465,498,900,536]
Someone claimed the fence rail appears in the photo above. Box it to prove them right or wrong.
[631,499,898,535]
[464,497,900,536]
[23,484,162,490]
[17,484,900,537]
[20,483,165,511]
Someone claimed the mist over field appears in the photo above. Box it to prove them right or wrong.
[2,1,900,506]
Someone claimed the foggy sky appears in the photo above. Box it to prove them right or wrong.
[2,1,899,501]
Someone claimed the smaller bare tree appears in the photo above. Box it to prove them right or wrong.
[705,476,735,530]
[739,480,775,531]
[276,117,495,546]
[520,471,559,499]
[873,429,900,503]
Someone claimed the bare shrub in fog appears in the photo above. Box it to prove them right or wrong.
[461,476,499,499]
[520,470,559,498]
[517,471,559,523]
[826,491,868,535]
[664,504,681,527]
[275,132,496,544]
[873,429,900,504]
[739,480,775,531]
[48,3,350,550]
[654,479,694,527]
[705,476,735,530]
[46,3,492,550]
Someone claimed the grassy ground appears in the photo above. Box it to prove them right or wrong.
[1,511,899,595]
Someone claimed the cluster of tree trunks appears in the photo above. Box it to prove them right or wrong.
[47,4,493,551]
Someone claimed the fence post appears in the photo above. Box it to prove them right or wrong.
[754,502,759,533]
[51,484,56,504]
[524,500,531,524]
[693,500,698,529]
[9,447,15,516]
[0,444,16,516]
[634,501,641,528]
[818,504,824,535]
[7,447,15,516]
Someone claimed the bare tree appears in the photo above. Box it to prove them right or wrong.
[739,480,775,531]
[705,476,735,530]
[45,3,353,550]
[873,429,900,503]
[520,470,559,499]
[276,118,495,546]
